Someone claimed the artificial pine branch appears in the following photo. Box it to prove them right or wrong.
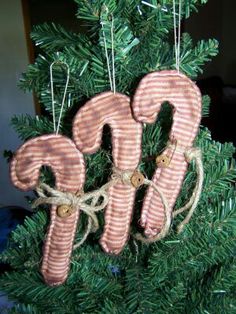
[31,23,90,52]
[1,0,235,313]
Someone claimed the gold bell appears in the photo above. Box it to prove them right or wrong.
[156,154,170,168]
[130,171,144,188]
[57,205,74,218]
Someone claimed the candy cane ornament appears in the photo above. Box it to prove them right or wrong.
[73,91,142,254]
[10,134,85,285]
[132,70,202,237]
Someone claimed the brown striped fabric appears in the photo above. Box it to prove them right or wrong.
[73,91,142,254]
[10,134,85,285]
[132,70,202,237]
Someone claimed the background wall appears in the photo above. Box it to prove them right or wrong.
[220,0,236,85]
[185,0,236,85]
[185,0,236,146]
[0,1,35,208]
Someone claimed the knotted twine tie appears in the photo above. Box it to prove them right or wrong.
[33,179,113,249]
[135,146,204,244]
[33,167,169,249]
[33,147,203,247]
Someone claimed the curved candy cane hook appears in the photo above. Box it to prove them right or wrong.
[132,70,202,237]
[73,91,142,254]
[10,134,85,285]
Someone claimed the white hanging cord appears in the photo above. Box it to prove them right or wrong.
[177,0,182,72]
[50,62,56,133]
[173,0,178,71]
[101,21,113,91]
[111,15,116,94]
[173,0,182,72]
[50,61,70,134]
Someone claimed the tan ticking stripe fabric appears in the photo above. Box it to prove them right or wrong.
[73,91,142,254]
[133,70,202,237]
[10,134,85,285]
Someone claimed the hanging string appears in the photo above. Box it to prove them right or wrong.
[173,0,182,72]
[111,15,116,94]
[101,21,113,91]
[101,9,116,93]
[173,0,178,70]
[50,62,56,133]
[50,61,70,134]
[177,0,182,71]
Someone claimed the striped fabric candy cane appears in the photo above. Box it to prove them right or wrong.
[132,70,202,237]
[73,91,142,254]
[10,134,85,285]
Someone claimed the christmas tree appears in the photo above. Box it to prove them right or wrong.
[1,0,236,313]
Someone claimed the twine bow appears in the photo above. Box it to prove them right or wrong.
[33,147,203,248]
[33,183,110,239]
[32,167,148,249]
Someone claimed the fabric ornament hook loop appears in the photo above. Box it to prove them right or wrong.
[101,20,113,91]
[101,12,116,93]
[173,0,182,72]
[111,15,116,94]
[50,60,70,134]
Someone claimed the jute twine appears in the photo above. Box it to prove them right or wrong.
[32,168,136,249]
[173,147,204,233]
[134,146,204,243]
[33,147,203,248]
